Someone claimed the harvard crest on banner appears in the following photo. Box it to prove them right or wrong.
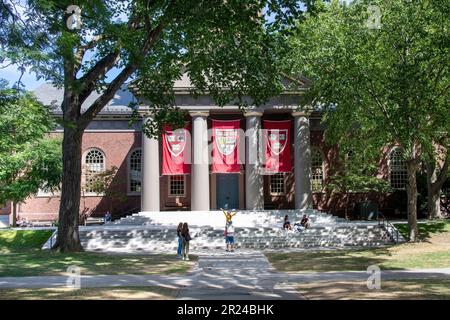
[212,119,241,173]
[263,120,292,173]
[162,124,191,175]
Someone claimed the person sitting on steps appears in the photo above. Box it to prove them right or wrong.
[283,215,292,230]
[104,211,112,224]
[300,215,311,229]
[294,215,311,232]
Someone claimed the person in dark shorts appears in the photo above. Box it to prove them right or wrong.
[224,221,235,252]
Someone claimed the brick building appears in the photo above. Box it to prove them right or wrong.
[1,74,411,223]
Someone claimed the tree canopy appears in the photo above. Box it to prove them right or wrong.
[1,0,303,251]
[287,0,449,240]
[0,85,62,226]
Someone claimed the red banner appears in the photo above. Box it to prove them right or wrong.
[162,124,191,175]
[263,120,292,173]
[212,119,241,173]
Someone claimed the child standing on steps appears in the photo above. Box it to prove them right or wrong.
[224,220,235,252]
[221,208,237,225]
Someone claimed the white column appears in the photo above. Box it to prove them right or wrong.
[293,112,313,209]
[244,112,264,210]
[141,116,160,211]
[190,111,210,211]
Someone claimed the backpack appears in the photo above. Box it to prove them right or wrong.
[183,232,192,242]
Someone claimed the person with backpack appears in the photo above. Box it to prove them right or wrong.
[224,220,235,252]
[176,222,183,259]
[181,222,191,261]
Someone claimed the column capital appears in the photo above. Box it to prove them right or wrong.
[189,110,209,118]
[292,110,312,118]
[137,106,158,118]
[243,111,263,118]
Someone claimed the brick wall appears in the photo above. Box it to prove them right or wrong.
[18,130,142,221]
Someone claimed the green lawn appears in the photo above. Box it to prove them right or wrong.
[267,220,450,272]
[0,286,178,300]
[0,229,54,253]
[0,229,196,277]
[395,219,450,241]
[296,279,450,300]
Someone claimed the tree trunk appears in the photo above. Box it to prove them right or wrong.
[54,125,84,252]
[11,201,17,227]
[344,190,349,220]
[426,161,443,219]
[406,160,419,242]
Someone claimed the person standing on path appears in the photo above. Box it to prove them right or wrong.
[176,222,183,258]
[181,222,191,261]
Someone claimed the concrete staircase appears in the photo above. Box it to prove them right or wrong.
[77,210,397,253]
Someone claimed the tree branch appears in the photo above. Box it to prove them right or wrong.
[73,35,105,75]
[366,86,400,139]
[79,20,167,128]
[77,14,142,105]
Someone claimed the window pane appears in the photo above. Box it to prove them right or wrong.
[169,175,185,196]
[311,149,323,192]
[129,149,142,192]
[84,149,105,193]
[270,173,285,195]
[389,148,407,189]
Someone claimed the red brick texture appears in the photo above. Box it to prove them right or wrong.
[18,131,142,221]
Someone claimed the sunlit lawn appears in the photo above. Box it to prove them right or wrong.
[296,279,450,300]
[267,219,450,272]
[0,286,178,300]
[0,229,196,277]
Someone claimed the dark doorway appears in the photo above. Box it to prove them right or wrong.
[216,174,239,209]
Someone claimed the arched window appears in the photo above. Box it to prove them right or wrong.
[128,149,142,193]
[311,148,324,192]
[84,149,105,193]
[389,147,407,189]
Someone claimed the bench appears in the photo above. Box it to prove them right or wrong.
[84,217,105,226]
[165,202,189,210]
[26,220,56,227]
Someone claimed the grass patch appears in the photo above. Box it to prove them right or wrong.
[394,219,450,242]
[267,220,450,272]
[0,229,197,277]
[0,251,197,277]
[296,279,450,300]
[0,286,178,300]
[0,229,53,253]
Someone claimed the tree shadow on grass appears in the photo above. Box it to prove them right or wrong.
[0,229,53,253]
[0,251,197,277]
[0,287,177,300]
[394,220,450,242]
[266,247,405,272]
[296,278,450,300]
